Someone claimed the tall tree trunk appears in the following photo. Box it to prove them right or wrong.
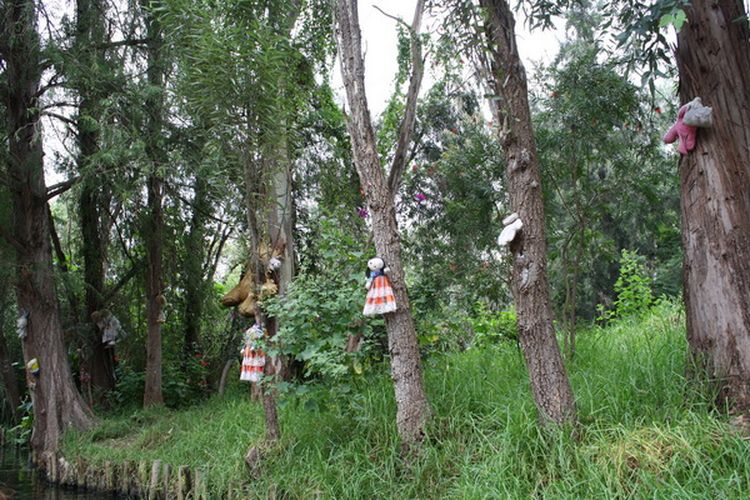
[141,0,165,407]
[481,0,576,426]
[335,0,430,445]
[183,172,208,355]
[2,0,95,461]
[675,0,750,410]
[76,0,116,401]
[80,181,116,399]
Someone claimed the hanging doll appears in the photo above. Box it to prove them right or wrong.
[663,97,713,155]
[363,257,397,316]
[240,323,265,383]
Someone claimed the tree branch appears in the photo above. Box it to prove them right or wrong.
[46,175,81,200]
[96,38,149,50]
[42,111,78,129]
[206,226,233,284]
[102,259,145,306]
[387,0,426,198]
[48,204,69,272]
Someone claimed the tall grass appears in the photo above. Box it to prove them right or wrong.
[62,302,750,498]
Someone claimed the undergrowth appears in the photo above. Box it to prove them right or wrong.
[61,302,750,498]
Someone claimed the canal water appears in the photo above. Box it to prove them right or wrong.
[0,447,121,499]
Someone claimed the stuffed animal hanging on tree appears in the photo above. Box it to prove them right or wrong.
[663,97,713,155]
[240,323,265,383]
[363,257,397,316]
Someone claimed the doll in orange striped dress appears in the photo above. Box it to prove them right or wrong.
[363,257,397,316]
[240,323,265,383]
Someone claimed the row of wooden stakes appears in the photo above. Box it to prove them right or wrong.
[35,453,255,499]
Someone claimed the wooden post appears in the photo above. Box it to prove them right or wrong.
[162,461,171,497]
[193,468,208,500]
[148,459,162,499]
[176,465,190,500]
[103,460,114,491]
[75,457,87,490]
[138,460,150,497]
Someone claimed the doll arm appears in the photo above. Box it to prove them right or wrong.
[681,127,696,153]
[663,123,679,144]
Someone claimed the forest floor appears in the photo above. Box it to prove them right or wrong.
[61,302,750,498]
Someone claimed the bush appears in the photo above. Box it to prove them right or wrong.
[598,249,654,322]
[470,302,517,347]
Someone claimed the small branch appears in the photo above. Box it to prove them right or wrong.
[372,5,410,29]
[387,0,426,197]
[102,259,145,306]
[42,111,78,129]
[96,38,148,50]
[41,101,77,111]
[46,175,81,200]
[206,226,233,283]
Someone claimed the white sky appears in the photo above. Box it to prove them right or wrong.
[44,1,563,185]
[333,1,562,115]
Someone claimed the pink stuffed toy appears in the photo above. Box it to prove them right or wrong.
[663,102,697,155]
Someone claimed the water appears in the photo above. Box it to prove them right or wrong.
[0,448,121,499]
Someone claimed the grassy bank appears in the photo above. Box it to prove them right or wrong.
[62,302,750,498]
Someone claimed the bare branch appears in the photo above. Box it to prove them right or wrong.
[387,0,426,197]
[97,38,148,50]
[46,175,81,200]
[372,5,410,29]
[42,111,78,129]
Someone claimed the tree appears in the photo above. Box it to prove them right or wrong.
[479,0,576,426]
[534,34,680,355]
[73,0,118,402]
[673,1,750,409]
[334,0,430,445]
[1,0,95,462]
[141,0,167,407]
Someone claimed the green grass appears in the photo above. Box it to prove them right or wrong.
[62,302,750,498]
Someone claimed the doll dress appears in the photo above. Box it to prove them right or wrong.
[363,273,397,316]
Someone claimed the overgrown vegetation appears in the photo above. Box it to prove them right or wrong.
[62,302,750,497]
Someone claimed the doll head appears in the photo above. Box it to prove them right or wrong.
[368,257,385,272]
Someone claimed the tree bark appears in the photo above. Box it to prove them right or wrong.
[335,0,430,445]
[2,0,95,458]
[675,0,750,410]
[183,172,208,355]
[75,0,116,401]
[141,0,166,407]
[481,0,576,426]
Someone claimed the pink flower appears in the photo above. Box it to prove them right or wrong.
[357,207,369,218]
[414,193,427,202]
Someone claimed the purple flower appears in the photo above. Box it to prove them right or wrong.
[414,193,427,202]
[357,207,369,218]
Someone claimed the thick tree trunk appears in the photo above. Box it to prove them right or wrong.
[675,0,750,410]
[141,0,165,407]
[2,0,95,458]
[335,0,430,445]
[76,0,116,401]
[481,0,576,426]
